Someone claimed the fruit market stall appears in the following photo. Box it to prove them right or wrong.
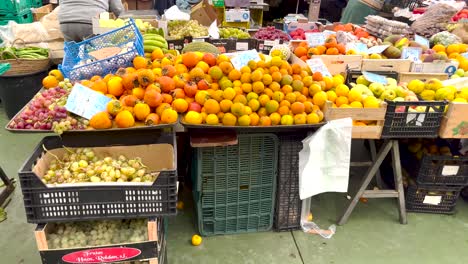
[3,0,468,261]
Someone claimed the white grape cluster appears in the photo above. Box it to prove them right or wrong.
[48,219,147,249]
[43,148,155,184]
[168,20,208,38]
[219,27,250,39]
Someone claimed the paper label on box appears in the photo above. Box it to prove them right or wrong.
[65,83,111,120]
[367,45,390,54]
[306,58,331,77]
[401,47,422,62]
[362,71,388,84]
[323,30,335,38]
[442,165,459,176]
[62,247,141,263]
[236,42,249,51]
[423,195,441,205]
[305,32,325,47]
[264,40,278,46]
[230,49,261,71]
[415,34,430,47]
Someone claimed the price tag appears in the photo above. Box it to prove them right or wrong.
[208,20,219,39]
[362,71,388,84]
[345,42,368,53]
[461,52,468,59]
[367,45,390,54]
[65,83,112,120]
[414,34,430,48]
[401,47,422,62]
[236,42,249,51]
[442,165,459,176]
[423,195,441,205]
[230,49,261,71]
[305,32,325,47]
[323,30,335,38]
[306,58,332,77]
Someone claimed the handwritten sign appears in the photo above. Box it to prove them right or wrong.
[362,71,388,84]
[401,47,422,62]
[367,45,390,54]
[306,58,331,77]
[305,32,325,47]
[423,195,441,205]
[62,247,141,263]
[230,49,261,71]
[414,35,429,48]
[65,83,111,120]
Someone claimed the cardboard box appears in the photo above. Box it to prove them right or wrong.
[411,61,459,75]
[125,0,137,10]
[225,9,250,22]
[191,0,218,27]
[440,102,468,138]
[32,4,53,22]
[137,0,153,10]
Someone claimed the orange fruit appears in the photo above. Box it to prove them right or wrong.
[278,105,289,116]
[294,46,307,57]
[222,113,237,126]
[249,113,260,126]
[91,80,108,94]
[89,111,113,129]
[228,69,241,81]
[259,116,271,126]
[133,56,149,69]
[134,102,151,121]
[230,102,245,117]
[291,102,305,114]
[312,72,323,81]
[42,76,59,89]
[182,52,201,68]
[313,91,327,108]
[294,114,306,125]
[115,110,135,128]
[204,99,220,114]
[107,77,124,97]
[252,81,265,94]
[145,113,160,126]
[161,108,178,124]
[270,113,281,125]
[151,48,164,61]
[132,87,145,100]
[265,100,279,114]
[172,98,189,113]
[335,96,349,107]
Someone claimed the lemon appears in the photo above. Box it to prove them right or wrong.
[206,114,219,125]
[191,235,202,246]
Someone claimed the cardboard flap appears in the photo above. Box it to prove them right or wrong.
[191,0,218,27]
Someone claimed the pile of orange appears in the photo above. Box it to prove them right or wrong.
[294,35,346,61]
[432,43,468,71]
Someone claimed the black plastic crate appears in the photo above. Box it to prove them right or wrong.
[416,154,468,185]
[274,135,304,232]
[406,184,461,214]
[381,100,447,138]
[345,70,399,85]
[19,131,177,223]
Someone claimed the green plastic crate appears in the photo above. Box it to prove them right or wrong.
[31,0,42,8]
[0,0,32,14]
[0,9,33,25]
[212,0,225,7]
[193,133,278,236]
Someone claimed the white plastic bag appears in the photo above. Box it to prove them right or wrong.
[299,118,353,200]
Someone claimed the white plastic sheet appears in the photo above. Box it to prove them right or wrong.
[299,118,353,200]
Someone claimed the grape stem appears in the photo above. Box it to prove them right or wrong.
[42,144,63,164]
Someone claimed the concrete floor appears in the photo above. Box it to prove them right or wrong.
[1,105,468,264]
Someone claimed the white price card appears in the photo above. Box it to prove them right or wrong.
[367,45,390,54]
[423,195,442,205]
[401,47,422,62]
[306,58,332,77]
[323,30,335,38]
[414,34,430,48]
[65,83,112,120]
[442,165,459,176]
[362,71,388,84]
[230,49,261,71]
[345,42,368,53]
[208,20,219,39]
[461,52,468,59]
[305,32,325,47]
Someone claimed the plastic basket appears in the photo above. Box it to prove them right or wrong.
[193,133,278,236]
[59,18,144,81]
[19,132,177,223]
[0,0,32,14]
[416,154,468,186]
[381,100,447,138]
[31,0,42,8]
[406,184,461,214]
[274,135,304,232]
[0,9,33,25]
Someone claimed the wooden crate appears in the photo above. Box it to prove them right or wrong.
[35,218,164,264]
[361,59,412,73]
[439,102,468,138]
[399,72,448,83]
[311,55,363,75]
[323,101,387,139]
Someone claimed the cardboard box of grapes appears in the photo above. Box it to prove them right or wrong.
[35,218,165,264]
[19,132,178,223]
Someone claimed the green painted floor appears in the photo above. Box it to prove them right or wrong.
[1,105,468,264]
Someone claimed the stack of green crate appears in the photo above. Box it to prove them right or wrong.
[192,133,278,236]
[0,0,34,26]
[31,0,43,8]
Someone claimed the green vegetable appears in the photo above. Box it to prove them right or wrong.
[182,42,220,55]
[430,31,462,47]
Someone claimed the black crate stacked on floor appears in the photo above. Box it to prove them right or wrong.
[192,133,278,236]
[274,134,306,232]
[402,139,468,214]
[19,130,177,263]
